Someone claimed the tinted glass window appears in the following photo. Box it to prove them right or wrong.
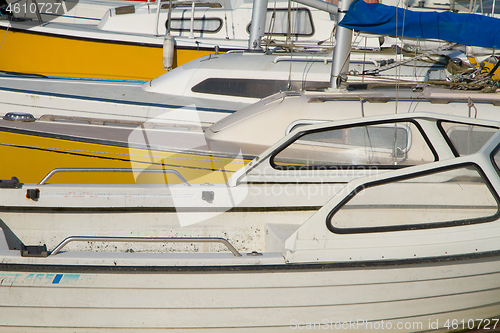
[166,18,222,33]
[247,8,314,36]
[272,122,436,169]
[192,78,326,98]
[441,121,497,156]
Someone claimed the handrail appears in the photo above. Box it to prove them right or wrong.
[273,55,331,64]
[50,236,242,257]
[161,1,222,9]
[38,168,190,186]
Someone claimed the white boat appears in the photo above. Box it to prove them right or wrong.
[0,47,456,127]
[5,75,500,185]
[0,112,499,331]
[205,85,500,155]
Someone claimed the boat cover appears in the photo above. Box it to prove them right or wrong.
[338,0,500,49]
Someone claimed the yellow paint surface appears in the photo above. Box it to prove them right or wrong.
[0,131,247,184]
[0,28,217,80]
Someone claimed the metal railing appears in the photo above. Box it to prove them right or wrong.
[38,168,190,186]
[50,236,242,257]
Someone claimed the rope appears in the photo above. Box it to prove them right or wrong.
[0,19,10,52]
[363,42,457,75]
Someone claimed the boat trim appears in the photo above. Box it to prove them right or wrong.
[0,206,322,213]
[307,94,500,106]
[326,162,500,234]
[492,144,500,176]
[0,25,164,48]
[0,125,255,162]
[2,250,500,273]
[0,25,236,52]
[0,86,236,114]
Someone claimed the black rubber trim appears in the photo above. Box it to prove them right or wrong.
[437,120,499,158]
[1,249,500,273]
[0,206,322,214]
[491,143,500,177]
[326,162,500,234]
[437,120,460,158]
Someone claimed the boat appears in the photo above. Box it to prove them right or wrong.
[5,73,500,184]
[205,84,500,155]
[0,112,499,331]
[0,0,498,184]
[0,45,457,126]
[0,0,488,127]
[0,0,337,80]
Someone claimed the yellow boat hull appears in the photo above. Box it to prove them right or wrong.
[0,27,217,80]
[0,130,246,185]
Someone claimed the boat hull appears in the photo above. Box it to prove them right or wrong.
[1,254,499,332]
[0,26,215,80]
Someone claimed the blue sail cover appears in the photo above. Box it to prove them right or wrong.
[338,0,500,49]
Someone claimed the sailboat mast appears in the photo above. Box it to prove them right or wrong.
[330,0,353,90]
[249,0,269,50]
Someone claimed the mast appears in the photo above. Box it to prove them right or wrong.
[248,0,269,50]
[330,0,353,90]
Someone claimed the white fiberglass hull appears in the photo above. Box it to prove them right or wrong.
[1,249,499,332]
[2,113,500,332]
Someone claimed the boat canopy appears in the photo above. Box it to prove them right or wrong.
[338,0,500,49]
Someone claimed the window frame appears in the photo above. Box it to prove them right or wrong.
[326,162,500,234]
[437,120,499,158]
[245,8,315,37]
[270,119,438,171]
[165,17,223,33]
[491,143,500,176]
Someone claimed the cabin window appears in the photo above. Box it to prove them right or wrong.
[328,164,500,233]
[246,8,314,36]
[271,120,437,169]
[165,17,223,33]
[191,78,326,98]
[439,121,498,156]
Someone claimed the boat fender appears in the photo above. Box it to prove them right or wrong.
[163,34,175,70]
